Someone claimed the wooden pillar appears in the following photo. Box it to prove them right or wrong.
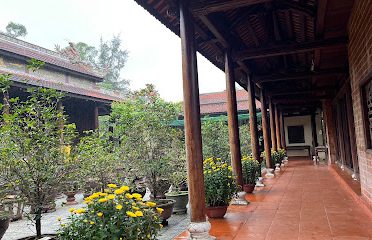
[225,50,243,187]
[260,89,273,168]
[311,112,318,153]
[180,1,206,224]
[280,110,286,149]
[269,99,277,150]
[322,100,337,165]
[93,104,99,130]
[275,104,282,149]
[346,90,359,177]
[247,76,260,161]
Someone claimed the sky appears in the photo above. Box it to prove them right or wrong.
[0,0,234,102]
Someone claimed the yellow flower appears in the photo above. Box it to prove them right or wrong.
[57,217,62,221]
[228,166,233,171]
[75,208,86,214]
[120,186,130,191]
[156,207,164,214]
[132,193,142,200]
[61,145,71,156]
[146,201,156,207]
[107,183,117,188]
[114,188,125,195]
[159,224,163,228]
[116,204,123,210]
[97,212,103,217]
[132,206,140,211]
[61,224,66,227]
[68,208,75,213]
[107,194,116,200]
[135,211,143,217]
[126,211,137,218]
[98,198,108,203]
[125,193,133,199]
[90,221,95,225]
[83,219,88,223]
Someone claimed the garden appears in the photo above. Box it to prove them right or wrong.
[0,61,287,239]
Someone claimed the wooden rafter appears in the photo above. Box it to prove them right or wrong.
[275,0,316,18]
[190,0,271,16]
[233,37,347,61]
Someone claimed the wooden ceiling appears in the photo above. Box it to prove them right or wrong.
[134,0,354,110]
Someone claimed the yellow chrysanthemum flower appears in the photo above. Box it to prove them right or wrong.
[83,219,88,223]
[132,206,140,211]
[156,207,164,214]
[98,198,108,203]
[126,211,137,218]
[97,212,103,217]
[135,211,143,217]
[57,217,61,221]
[75,208,86,214]
[116,204,123,210]
[68,208,75,213]
[146,201,156,207]
[114,188,125,195]
[132,193,142,200]
[120,186,130,191]
[125,193,133,199]
[107,194,116,200]
[90,221,95,225]
[107,183,117,188]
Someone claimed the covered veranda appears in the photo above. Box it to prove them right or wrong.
[134,0,372,239]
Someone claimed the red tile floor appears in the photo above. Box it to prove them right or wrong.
[175,158,372,240]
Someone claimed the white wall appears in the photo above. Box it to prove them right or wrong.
[284,115,313,157]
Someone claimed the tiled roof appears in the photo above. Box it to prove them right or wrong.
[200,90,261,115]
[0,33,104,80]
[0,68,123,103]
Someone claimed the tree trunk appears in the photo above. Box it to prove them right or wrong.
[35,209,42,238]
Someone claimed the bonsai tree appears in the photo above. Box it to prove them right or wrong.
[109,84,184,199]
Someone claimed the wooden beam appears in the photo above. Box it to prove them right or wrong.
[260,89,273,168]
[276,0,316,18]
[179,0,207,225]
[199,15,228,47]
[225,49,243,187]
[268,88,335,97]
[256,68,347,83]
[191,0,271,16]
[233,37,347,61]
[269,98,277,150]
[247,76,260,161]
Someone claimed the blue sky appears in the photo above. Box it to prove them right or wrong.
[0,0,233,102]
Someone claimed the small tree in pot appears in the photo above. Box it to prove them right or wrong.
[242,156,260,193]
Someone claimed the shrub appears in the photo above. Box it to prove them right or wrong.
[271,150,281,165]
[203,158,237,207]
[58,184,163,240]
[241,156,260,184]
[277,148,287,162]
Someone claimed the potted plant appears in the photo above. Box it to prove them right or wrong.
[242,156,260,193]
[0,210,10,239]
[165,171,188,214]
[58,184,163,239]
[204,158,237,218]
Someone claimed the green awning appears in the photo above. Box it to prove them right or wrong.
[170,112,262,127]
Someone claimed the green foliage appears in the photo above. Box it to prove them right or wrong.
[201,118,230,161]
[203,158,237,207]
[239,123,252,156]
[241,156,260,184]
[5,21,27,38]
[277,148,287,162]
[58,185,162,240]
[271,150,281,165]
[109,84,185,198]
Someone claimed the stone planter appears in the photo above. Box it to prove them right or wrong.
[65,191,77,205]
[165,191,188,214]
[243,183,255,193]
[156,199,175,226]
[255,177,264,187]
[275,163,281,172]
[265,168,275,178]
[206,205,228,218]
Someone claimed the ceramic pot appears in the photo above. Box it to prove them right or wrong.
[165,191,188,214]
[65,191,77,205]
[243,183,255,193]
[206,205,228,218]
[156,199,176,226]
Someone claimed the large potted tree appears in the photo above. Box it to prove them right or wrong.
[204,157,237,218]
[0,60,77,239]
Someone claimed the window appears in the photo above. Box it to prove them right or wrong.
[362,78,372,149]
[288,125,305,144]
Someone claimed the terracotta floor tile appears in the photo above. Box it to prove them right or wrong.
[173,159,372,240]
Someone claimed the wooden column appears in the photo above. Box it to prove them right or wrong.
[93,104,99,130]
[280,110,286,149]
[345,90,359,176]
[247,76,260,161]
[180,1,206,223]
[260,89,273,168]
[275,104,282,149]
[269,98,277,150]
[322,100,337,165]
[225,50,243,186]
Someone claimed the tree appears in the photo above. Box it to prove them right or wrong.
[5,22,27,38]
[201,118,230,161]
[0,60,76,238]
[57,35,129,94]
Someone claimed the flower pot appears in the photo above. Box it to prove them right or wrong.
[206,205,228,218]
[0,215,9,239]
[156,199,175,226]
[275,163,281,172]
[165,191,188,214]
[65,191,77,205]
[243,184,255,193]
